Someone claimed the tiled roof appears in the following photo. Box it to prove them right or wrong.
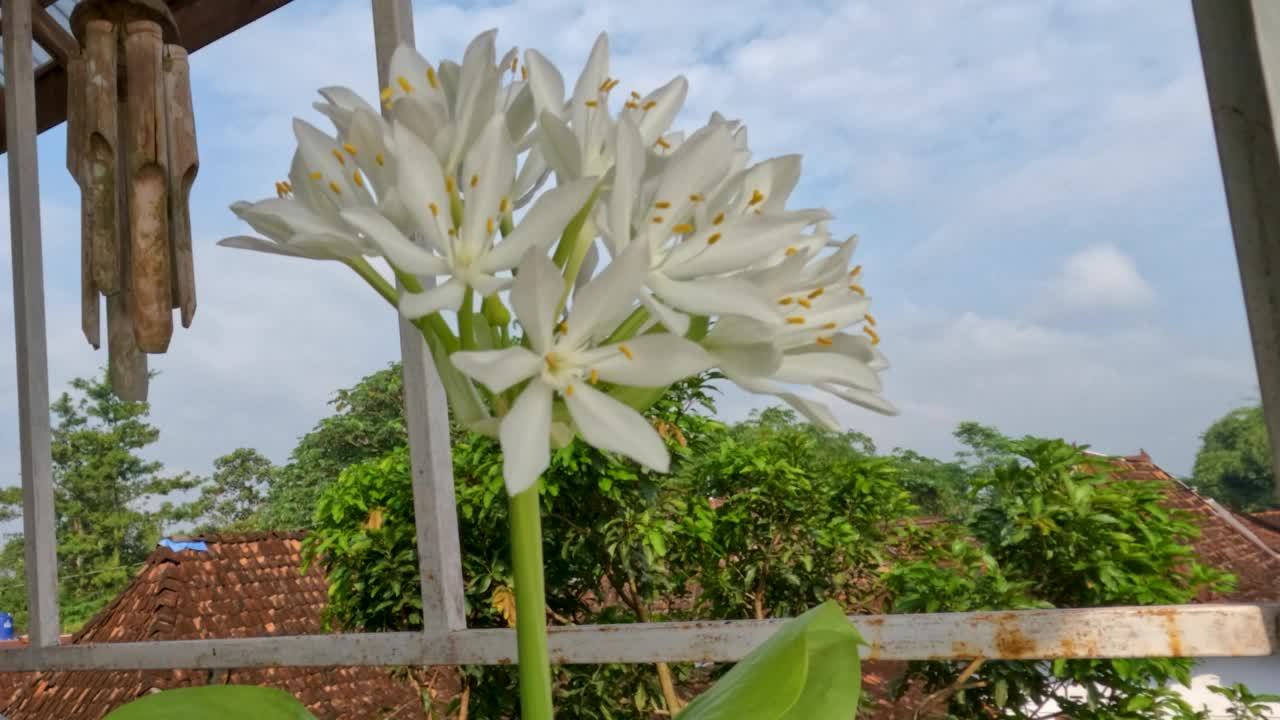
[1242,510,1280,551]
[0,532,441,720]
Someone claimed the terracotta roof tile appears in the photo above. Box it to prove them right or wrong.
[1,532,445,720]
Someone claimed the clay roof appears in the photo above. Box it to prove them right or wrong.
[1242,510,1280,551]
[0,532,438,720]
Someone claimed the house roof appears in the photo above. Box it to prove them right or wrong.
[0,532,439,720]
[1241,510,1280,551]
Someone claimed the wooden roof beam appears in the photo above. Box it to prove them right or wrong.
[30,1,78,67]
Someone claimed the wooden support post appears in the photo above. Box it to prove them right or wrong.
[1193,1,1280,503]
[371,0,468,635]
[3,0,63,647]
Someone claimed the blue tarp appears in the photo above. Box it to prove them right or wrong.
[158,538,208,553]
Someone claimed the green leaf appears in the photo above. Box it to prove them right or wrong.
[103,686,317,719]
[677,601,861,720]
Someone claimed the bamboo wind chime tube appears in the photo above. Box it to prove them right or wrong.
[66,51,100,350]
[84,18,120,296]
[164,45,198,328]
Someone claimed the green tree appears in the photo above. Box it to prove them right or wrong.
[0,373,200,631]
[192,448,277,533]
[1190,405,1277,511]
[887,448,973,520]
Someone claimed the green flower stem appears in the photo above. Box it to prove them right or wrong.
[344,257,399,307]
[459,288,476,351]
[552,186,600,269]
[393,270,460,354]
[603,307,651,345]
[557,217,596,317]
[509,485,555,719]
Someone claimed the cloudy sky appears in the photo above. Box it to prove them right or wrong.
[0,0,1260,505]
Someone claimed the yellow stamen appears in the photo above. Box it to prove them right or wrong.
[713,212,725,225]
[448,227,457,236]
[585,99,599,108]
[671,223,694,234]
[823,322,837,330]
[332,149,346,165]
[427,66,440,89]
[511,57,519,73]
[486,217,495,234]
[565,383,576,397]
[865,327,881,345]
[446,176,456,194]
[748,189,765,206]
[500,197,511,213]
[642,100,657,110]
[598,77,612,92]
[707,232,722,245]
[329,181,342,195]
[652,216,665,224]
[656,137,671,149]
[589,369,599,385]
[353,170,365,187]
[558,321,568,335]
[785,247,799,256]
[864,313,877,326]
[689,193,704,202]
[380,87,395,102]
[808,288,824,299]
[654,201,672,209]
[778,297,794,305]
[619,344,634,360]
[849,284,865,295]
[282,181,292,192]
[275,182,286,198]
[786,317,805,325]
[397,75,413,93]
[798,298,812,309]
[630,90,642,100]
[470,174,479,188]
[375,153,386,167]
[850,264,862,277]
[545,354,560,370]
[625,101,640,109]
[521,65,528,80]
[343,143,358,156]
[310,171,323,180]
[607,78,621,91]
[429,202,439,217]
[816,336,834,346]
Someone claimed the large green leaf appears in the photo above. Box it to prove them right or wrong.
[103,685,317,720]
[677,601,862,720]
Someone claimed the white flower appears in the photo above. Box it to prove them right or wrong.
[344,113,597,318]
[451,244,715,494]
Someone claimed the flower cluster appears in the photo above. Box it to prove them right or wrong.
[222,30,895,495]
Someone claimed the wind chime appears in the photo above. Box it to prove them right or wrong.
[64,0,198,401]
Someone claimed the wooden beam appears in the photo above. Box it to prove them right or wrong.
[0,604,1276,672]
[0,0,299,153]
[3,0,62,649]
[30,2,78,67]
[1192,1,1280,503]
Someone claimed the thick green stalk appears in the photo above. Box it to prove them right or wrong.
[344,257,400,307]
[459,288,476,350]
[509,486,555,719]
[603,307,651,345]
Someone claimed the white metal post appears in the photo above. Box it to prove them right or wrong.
[1192,0,1280,503]
[3,0,63,647]
[370,0,468,635]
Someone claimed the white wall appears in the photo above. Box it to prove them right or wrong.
[1170,657,1280,718]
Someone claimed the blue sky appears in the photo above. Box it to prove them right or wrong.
[0,0,1259,502]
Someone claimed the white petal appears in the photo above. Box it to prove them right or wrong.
[392,122,453,254]
[388,45,444,108]
[340,208,449,276]
[451,346,542,393]
[513,148,551,208]
[575,242,599,291]
[819,383,899,416]
[475,177,596,274]
[640,293,691,336]
[565,237,650,346]
[564,383,669,473]
[586,334,714,387]
[524,48,566,121]
[399,277,466,318]
[607,115,645,254]
[510,251,562,353]
[649,274,779,325]
[217,235,329,260]
[450,30,501,169]
[635,76,688,146]
[663,217,813,280]
[467,272,512,296]
[505,82,536,141]
[294,118,374,208]
[538,111,583,181]
[391,95,450,148]
[643,124,734,241]
[233,198,340,241]
[345,109,394,192]
[772,350,882,393]
[569,34,610,133]
[729,374,841,431]
[500,382,553,495]
[461,114,517,253]
[710,341,783,379]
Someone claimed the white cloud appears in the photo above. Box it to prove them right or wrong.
[1047,244,1156,310]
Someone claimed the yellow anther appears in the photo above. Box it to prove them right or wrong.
[343,143,358,155]
[486,217,495,234]
[625,101,640,109]
[689,193,704,202]
[589,369,599,385]
[545,353,560,370]
[798,298,812,309]
[511,56,519,72]
[786,317,806,325]
[849,284,865,295]
[274,182,286,198]
[565,383,576,397]
[785,247,799,256]
[654,201,672,209]
[864,326,881,345]
[778,297,794,306]
[446,176,456,194]
[282,181,292,192]
[652,216,665,224]
[427,66,440,89]
[375,153,386,167]
[823,322,837,330]
[864,313,877,326]
[713,212,725,225]
[850,264,862,277]
[808,288,824,299]
[558,321,568,335]
[630,90,642,100]
[598,77,612,92]
[332,149,346,165]
[470,174,479,188]
[706,232,722,245]
[816,336,834,346]
[521,65,528,80]
[310,171,323,180]
[380,87,395,102]
[448,227,457,236]
[671,223,694,234]
[619,344,634,360]
[585,99,600,108]
[655,137,671,149]
[500,197,511,213]
[397,75,413,93]
[642,100,657,110]
[329,181,342,195]
[748,189,765,206]
[353,170,365,187]
[429,202,439,217]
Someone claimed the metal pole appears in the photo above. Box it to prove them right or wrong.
[370,0,468,634]
[1192,0,1280,503]
[3,0,62,646]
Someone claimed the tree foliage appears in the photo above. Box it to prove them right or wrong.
[1190,405,1277,511]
